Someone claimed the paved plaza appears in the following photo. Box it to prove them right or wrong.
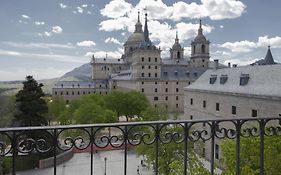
[17,150,152,175]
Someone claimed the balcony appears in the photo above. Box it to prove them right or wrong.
[0,117,280,175]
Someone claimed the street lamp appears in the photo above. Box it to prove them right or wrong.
[104,157,107,175]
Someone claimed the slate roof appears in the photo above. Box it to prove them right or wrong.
[186,64,281,98]
[93,58,124,64]
[252,46,276,65]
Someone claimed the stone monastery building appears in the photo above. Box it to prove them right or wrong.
[53,12,213,112]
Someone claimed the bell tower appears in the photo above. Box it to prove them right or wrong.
[170,31,184,60]
[190,20,210,68]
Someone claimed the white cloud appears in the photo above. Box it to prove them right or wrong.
[222,58,260,66]
[52,26,63,34]
[220,40,257,52]
[77,7,84,13]
[44,32,52,37]
[21,14,30,19]
[3,42,75,49]
[59,3,67,9]
[82,4,88,8]
[34,21,45,25]
[219,36,281,52]
[104,37,122,45]
[87,11,92,15]
[100,0,132,18]
[0,49,22,56]
[85,51,122,59]
[220,25,224,29]
[77,40,96,47]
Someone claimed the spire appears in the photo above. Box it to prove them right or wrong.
[198,19,203,35]
[175,31,179,44]
[134,11,142,33]
[143,13,151,44]
[264,45,276,64]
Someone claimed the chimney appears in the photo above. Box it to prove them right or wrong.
[233,64,237,68]
[228,62,231,68]
[214,59,219,70]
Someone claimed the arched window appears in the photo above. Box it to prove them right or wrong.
[201,45,205,53]
[193,45,196,54]
[177,51,180,59]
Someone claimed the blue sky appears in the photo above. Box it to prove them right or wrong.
[0,0,281,81]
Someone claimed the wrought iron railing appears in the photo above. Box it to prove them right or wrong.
[1,117,281,175]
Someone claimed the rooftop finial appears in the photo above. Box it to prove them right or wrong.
[199,19,202,29]
[137,10,140,22]
[268,45,271,49]
[175,31,179,44]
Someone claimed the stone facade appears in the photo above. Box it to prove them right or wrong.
[184,63,281,163]
[52,13,212,112]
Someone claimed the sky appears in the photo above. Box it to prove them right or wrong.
[0,0,281,81]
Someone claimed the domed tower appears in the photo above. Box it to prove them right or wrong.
[190,20,210,68]
[170,31,184,60]
[123,12,145,56]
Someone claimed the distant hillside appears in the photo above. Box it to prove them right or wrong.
[60,63,92,81]
[0,62,93,95]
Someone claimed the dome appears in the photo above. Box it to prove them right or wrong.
[172,43,181,50]
[194,34,207,42]
[125,33,144,44]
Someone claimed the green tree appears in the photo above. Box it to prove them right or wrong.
[0,95,15,127]
[14,76,48,126]
[221,135,281,175]
[104,91,150,121]
[136,109,209,175]
[47,96,66,123]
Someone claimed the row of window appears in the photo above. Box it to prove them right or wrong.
[141,88,179,93]
[141,57,158,62]
[154,96,179,101]
[154,103,179,109]
[142,65,158,69]
[141,81,182,85]
[59,84,107,88]
[190,98,258,117]
[54,91,107,95]
[141,73,158,78]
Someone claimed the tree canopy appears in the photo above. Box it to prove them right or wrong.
[221,135,281,175]
[14,76,48,126]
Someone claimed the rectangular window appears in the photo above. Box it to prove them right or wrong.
[60,92,63,95]
[232,106,237,115]
[55,92,57,95]
[155,58,157,62]
[141,88,144,92]
[141,81,144,84]
[252,109,257,117]
[216,103,220,111]
[148,73,151,77]
[142,65,144,69]
[190,115,193,120]
[155,82,157,84]
[165,88,168,92]
[154,97,158,101]
[141,57,144,62]
[155,66,157,69]
[190,98,193,105]
[203,100,206,108]
[176,81,179,85]
[142,73,144,77]
[215,144,219,159]
[176,88,179,92]
[155,73,158,77]
[176,104,179,108]
[176,96,178,101]
[165,96,168,101]
[166,81,168,84]
[155,88,157,92]
[148,57,151,62]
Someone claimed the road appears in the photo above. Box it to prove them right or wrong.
[17,150,152,175]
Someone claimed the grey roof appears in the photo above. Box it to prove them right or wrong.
[161,65,207,80]
[93,58,124,64]
[162,58,190,65]
[253,47,276,65]
[186,64,281,98]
